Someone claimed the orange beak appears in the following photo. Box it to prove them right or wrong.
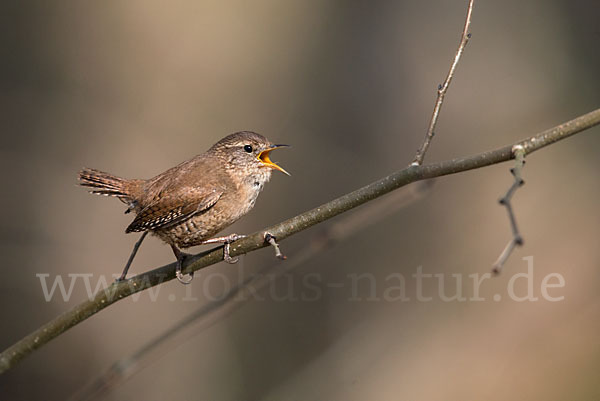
[258,145,290,176]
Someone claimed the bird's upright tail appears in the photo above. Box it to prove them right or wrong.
[78,168,141,204]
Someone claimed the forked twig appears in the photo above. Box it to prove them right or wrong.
[492,145,526,274]
[412,0,475,166]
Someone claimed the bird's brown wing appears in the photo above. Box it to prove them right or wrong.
[125,187,222,233]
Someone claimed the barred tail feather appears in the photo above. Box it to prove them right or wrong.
[78,168,131,199]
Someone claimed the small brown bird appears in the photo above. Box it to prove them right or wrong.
[79,131,289,283]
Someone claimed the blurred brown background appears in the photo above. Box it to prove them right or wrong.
[1,0,599,400]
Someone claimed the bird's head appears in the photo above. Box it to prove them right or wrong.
[210,131,290,183]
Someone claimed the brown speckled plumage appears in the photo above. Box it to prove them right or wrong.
[78,131,288,281]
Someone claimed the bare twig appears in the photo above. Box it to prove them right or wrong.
[1,108,599,374]
[412,0,475,166]
[69,182,433,401]
[492,145,526,274]
[119,231,148,281]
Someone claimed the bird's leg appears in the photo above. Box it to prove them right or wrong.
[171,244,194,284]
[264,232,287,260]
[202,233,246,264]
[117,231,148,282]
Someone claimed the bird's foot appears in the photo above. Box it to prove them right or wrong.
[171,245,194,284]
[175,252,194,284]
[264,232,287,260]
[202,233,246,264]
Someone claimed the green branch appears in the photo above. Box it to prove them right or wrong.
[1,108,599,374]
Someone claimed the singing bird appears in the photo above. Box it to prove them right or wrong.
[79,131,289,283]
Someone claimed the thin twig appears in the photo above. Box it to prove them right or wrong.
[119,231,148,281]
[1,108,599,374]
[492,145,526,274]
[69,182,433,401]
[412,0,475,166]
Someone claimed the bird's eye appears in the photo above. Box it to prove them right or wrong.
[244,145,253,153]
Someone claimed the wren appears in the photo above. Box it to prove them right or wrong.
[78,131,289,283]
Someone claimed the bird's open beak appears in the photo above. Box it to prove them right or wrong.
[258,144,290,176]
